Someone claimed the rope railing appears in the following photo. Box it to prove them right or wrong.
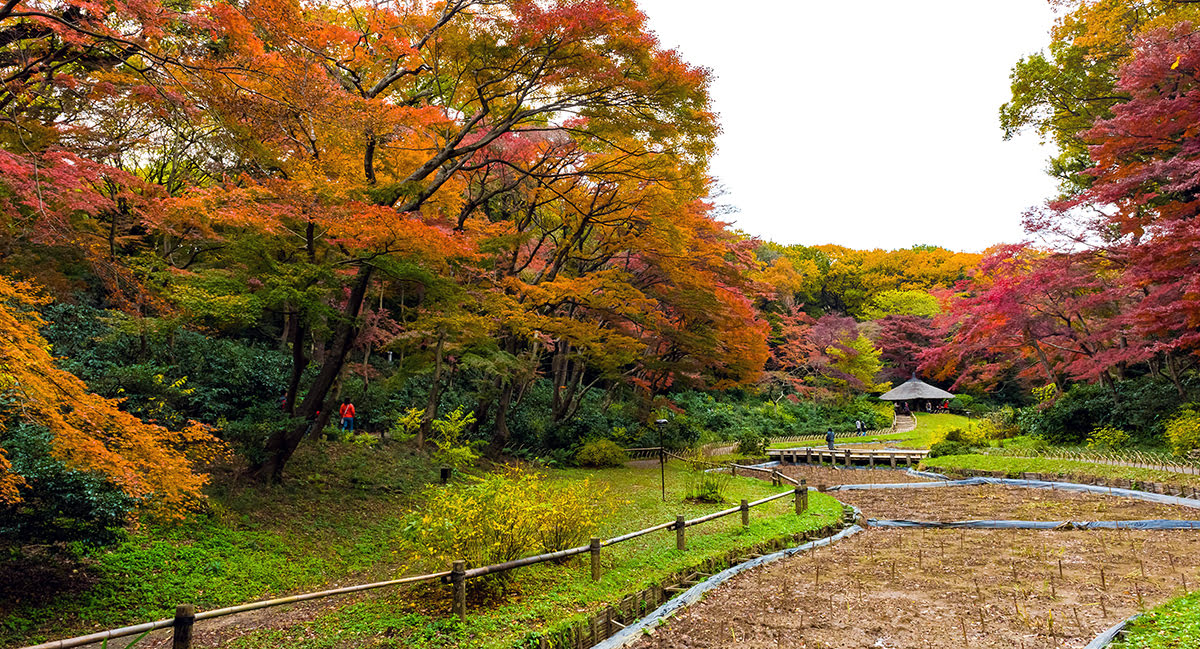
[19,473,812,649]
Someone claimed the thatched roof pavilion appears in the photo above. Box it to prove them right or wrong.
[878,376,954,402]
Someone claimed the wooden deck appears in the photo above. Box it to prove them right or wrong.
[768,446,929,468]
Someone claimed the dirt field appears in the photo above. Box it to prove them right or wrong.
[630,486,1200,649]
[836,485,1200,522]
[774,465,937,487]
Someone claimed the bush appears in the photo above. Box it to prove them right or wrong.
[1166,406,1200,457]
[402,467,606,576]
[927,440,975,458]
[575,440,628,468]
[683,468,732,503]
[1086,424,1131,450]
[429,407,482,470]
[0,424,137,548]
[734,428,768,456]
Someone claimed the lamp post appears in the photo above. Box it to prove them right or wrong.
[655,418,668,501]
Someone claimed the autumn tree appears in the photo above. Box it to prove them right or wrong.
[0,275,221,515]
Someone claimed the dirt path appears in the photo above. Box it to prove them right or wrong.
[629,483,1200,649]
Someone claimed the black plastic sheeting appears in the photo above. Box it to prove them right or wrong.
[826,476,1200,510]
[1084,614,1140,649]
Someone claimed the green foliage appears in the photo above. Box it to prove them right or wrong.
[927,440,975,458]
[734,428,768,456]
[666,391,890,446]
[1086,424,1131,450]
[575,440,628,468]
[826,334,891,393]
[400,468,605,574]
[1110,589,1200,649]
[682,468,731,503]
[1017,376,1193,446]
[1165,405,1200,457]
[861,289,941,319]
[429,407,481,470]
[0,424,137,548]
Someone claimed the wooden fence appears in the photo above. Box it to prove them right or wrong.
[20,474,814,649]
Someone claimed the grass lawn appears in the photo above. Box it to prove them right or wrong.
[769,413,973,451]
[1110,589,1200,649]
[222,463,844,649]
[1,447,843,649]
[921,453,1200,487]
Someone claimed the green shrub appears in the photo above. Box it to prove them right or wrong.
[430,407,482,470]
[575,440,628,468]
[0,424,137,548]
[402,467,606,575]
[1166,406,1200,457]
[683,468,732,503]
[927,440,974,458]
[734,428,768,456]
[1086,424,1131,450]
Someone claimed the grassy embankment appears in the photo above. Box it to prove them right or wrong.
[768,413,972,450]
[921,453,1200,487]
[2,444,842,649]
[1110,589,1200,649]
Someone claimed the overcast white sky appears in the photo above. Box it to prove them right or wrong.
[635,0,1063,253]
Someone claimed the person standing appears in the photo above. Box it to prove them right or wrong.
[855,419,864,436]
[339,398,356,433]
[825,427,835,450]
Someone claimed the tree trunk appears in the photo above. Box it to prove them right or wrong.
[250,264,374,482]
[284,312,308,415]
[1166,352,1187,400]
[418,330,445,450]
[490,381,516,452]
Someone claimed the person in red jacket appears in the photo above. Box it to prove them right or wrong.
[339,398,356,433]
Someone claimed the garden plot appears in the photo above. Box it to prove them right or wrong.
[775,464,938,486]
[630,527,1200,649]
[837,485,1200,523]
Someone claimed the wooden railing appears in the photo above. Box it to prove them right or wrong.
[20,477,812,649]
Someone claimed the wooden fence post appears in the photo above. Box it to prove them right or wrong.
[740,499,749,526]
[771,469,780,486]
[805,447,812,464]
[676,515,686,551]
[890,454,897,469]
[794,485,804,514]
[800,479,808,512]
[731,464,737,477]
[171,604,195,649]
[440,466,452,484]
[590,537,601,582]
[844,449,851,467]
[451,560,466,619]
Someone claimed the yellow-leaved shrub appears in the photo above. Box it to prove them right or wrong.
[403,467,608,576]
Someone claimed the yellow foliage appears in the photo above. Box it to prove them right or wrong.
[404,466,608,574]
[0,274,225,518]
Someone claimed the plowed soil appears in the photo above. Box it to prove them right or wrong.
[630,484,1200,649]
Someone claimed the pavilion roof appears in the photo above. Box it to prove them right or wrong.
[878,377,955,401]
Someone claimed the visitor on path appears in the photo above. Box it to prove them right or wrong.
[855,419,864,435]
[339,398,356,433]
[825,427,835,450]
